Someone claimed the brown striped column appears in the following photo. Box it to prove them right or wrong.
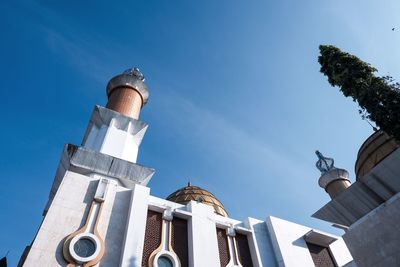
[106,68,149,120]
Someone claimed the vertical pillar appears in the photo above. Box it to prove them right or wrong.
[120,184,151,267]
[244,217,278,267]
[187,201,220,267]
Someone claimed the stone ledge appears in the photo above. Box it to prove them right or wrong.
[45,144,155,212]
[66,144,154,187]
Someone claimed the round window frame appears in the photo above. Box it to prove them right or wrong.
[69,233,101,264]
[153,251,179,267]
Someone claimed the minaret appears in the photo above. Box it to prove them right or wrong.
[315,150,351,199]
[20,68,155,267]
[81,68,149,163]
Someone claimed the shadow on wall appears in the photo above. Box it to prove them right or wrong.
[292,237,308,248]
[252,221,279,267]
[55,236,68,266]
[128,256,138,267]
[99,189,132,266]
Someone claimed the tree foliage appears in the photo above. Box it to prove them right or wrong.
[318,45,400,142]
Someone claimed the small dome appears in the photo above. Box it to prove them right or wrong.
[106,68,149,105]
[355,131,399,181]
[166,183,228,217]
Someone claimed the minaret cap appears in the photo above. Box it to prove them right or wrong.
[106,68,149,106]
[315,150,351,199]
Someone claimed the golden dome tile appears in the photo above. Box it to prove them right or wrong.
[166,184,228,217]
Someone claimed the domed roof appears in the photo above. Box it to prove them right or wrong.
[355,130,399,181]
[166,183,228,217]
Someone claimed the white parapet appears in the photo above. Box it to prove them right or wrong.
[82,105,148,163]
[266,216,353,267]
[266,216,316,267]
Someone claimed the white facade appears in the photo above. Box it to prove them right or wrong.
[267,216,352,267]
[23,170,353,266]
[21,101,355,267]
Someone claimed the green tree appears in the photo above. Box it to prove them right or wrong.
[318,45,400,142]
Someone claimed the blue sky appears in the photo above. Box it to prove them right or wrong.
[1,0,399,265]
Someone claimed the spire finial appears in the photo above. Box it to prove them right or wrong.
[187,180,192,187]
[123,67,145,81]
[315,150,335,174]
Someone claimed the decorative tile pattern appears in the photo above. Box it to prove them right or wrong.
[236,233,253,267]
[216,228,230,267]
[307,242,336,267]
[141,210,162,267]
[167,185,228,217]
[171,217,189,267]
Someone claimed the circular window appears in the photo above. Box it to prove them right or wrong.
[69,233,101,263]
[74,237,96,258]
[157,256,173,267]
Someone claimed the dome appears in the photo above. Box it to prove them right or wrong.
[166,183,228,217]
[355,130,399,181]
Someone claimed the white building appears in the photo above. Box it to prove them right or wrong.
[313,131,400,267]
[19,69,354,267]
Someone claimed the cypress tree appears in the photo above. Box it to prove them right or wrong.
[318,45,400,142]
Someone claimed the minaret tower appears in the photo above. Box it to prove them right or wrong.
[82,68,149,163]
[315,150,351,199]
[20,69,155,267]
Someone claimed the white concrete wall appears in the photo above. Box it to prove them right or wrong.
[329,238,353,267]
[186,201,221,267]
[245,217,278,267]
[343,192,400,267]
[82,106,148,163]
[25,168,354,267]
[24,171,133,267]
[83,121,145,163]
[135,197,354,267]
[25,171,97,266]
[266,216,316,267]
[266,216,353,267]
[97,179,132,267]
[120,184,150,267]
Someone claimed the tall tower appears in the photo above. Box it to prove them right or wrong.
[20,69,155,266]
